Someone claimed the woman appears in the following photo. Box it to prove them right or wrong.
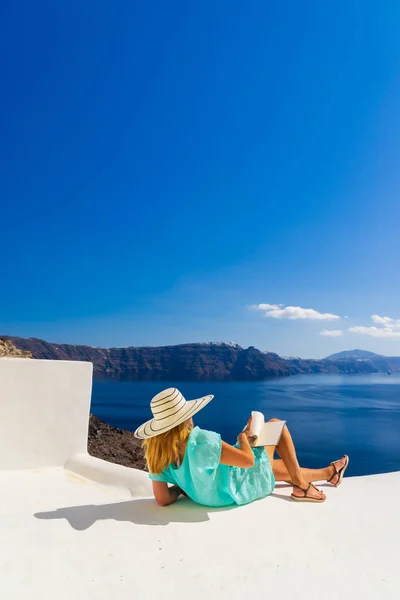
[134,388,349,507]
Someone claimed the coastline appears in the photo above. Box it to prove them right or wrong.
[7,335,400,379]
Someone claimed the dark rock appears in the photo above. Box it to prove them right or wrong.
[88,414,146,470]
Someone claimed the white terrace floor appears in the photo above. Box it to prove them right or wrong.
[1,467,399,600]
[0,358,399,599]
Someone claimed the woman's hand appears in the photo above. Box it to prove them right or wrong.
[220,415,256,469]
[152,482,185,506]
[238,415,256,444]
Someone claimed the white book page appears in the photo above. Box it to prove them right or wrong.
[255,420,286,447]
[250,411,265,438]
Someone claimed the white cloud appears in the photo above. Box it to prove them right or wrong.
[320,329,344,337]
[348,314,400,340]
[252,303,282,311]
[371,314,400,328]
[266,306,340,320]
[349,326,400,339]
[251,303,340,320]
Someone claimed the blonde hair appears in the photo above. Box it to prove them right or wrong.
[143,419,192,474]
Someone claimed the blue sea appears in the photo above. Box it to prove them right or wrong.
[90,373,400,477]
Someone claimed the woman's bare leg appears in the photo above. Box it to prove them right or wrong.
[273,459,333,483]
[266,419,325,500]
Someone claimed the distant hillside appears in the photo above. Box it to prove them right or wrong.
[2,337,299,381]
[326,348,400,373]
[3,336,400,379]
[325,349,379,361]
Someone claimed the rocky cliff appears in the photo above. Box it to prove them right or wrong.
[4,337,299,380]
[3,335,388,380]
[88,414,145,470]
[0,338,32,359]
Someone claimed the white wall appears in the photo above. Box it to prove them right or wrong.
[0,358,93,469]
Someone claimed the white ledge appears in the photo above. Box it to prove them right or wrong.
[65,453,152,496]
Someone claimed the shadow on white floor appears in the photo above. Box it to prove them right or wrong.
[34,497,236,529]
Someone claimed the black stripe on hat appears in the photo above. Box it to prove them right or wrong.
[144,403,190,436]
[152,395,185,416]
[152,400,189,423]
[151,388,179,407]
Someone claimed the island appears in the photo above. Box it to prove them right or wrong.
[2,336,399,380]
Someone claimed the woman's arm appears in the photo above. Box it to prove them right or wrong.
[152,481,184,506]
[219,415,255,468]
[220,435,255,468]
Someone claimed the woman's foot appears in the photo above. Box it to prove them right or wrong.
[327,455,349,486]
[291,481,326,502]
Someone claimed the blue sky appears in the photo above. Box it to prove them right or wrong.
[1,1,400,358]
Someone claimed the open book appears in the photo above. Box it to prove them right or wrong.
[244,411,286,447]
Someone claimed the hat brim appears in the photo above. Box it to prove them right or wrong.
[134,394,214,439]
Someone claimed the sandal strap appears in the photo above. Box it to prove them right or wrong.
[308,482,320,492]
[327,464,339,483]
[293,482,320,498]
[292,483,308,496]
[293,481,319,498]
[328,456,347,483]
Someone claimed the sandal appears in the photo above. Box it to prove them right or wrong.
[291,482,326,503]
[328,455,349,487]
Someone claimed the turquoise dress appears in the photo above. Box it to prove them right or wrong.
[149,426,275,507]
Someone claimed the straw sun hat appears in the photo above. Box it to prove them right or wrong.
[134,388,213,439]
